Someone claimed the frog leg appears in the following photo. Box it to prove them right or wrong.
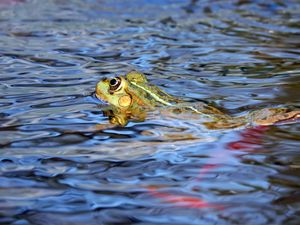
[203,116,247,130]
[249,108,300,126]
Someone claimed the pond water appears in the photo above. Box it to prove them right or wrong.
[1,0,300,224]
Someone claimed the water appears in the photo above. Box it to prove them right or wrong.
[0,0,300,224]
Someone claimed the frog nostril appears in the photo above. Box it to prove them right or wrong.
[102,77,107,81]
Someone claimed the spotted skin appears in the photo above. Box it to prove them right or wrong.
[96,71,300,128]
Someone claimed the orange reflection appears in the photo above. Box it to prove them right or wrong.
[145,126,270,209]
[147,186,222,209]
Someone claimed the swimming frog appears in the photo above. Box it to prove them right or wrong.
[95,71,300,129]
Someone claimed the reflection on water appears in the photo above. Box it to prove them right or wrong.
[0,0,300,224]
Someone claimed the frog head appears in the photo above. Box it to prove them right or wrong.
[96,71,153,126]
[96,71,183,126]
[96,71,160,110]
[96,71,180,109]
[96,75,133,110]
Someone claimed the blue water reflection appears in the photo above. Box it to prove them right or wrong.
[0,0,300,224]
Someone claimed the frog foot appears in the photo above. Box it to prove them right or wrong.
[251,108,300,126]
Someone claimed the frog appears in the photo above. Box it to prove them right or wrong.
[95,71,300,129]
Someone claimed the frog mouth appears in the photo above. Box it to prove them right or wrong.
[95,92,109,103]
[94,86,108,102]
[95,82,110,101]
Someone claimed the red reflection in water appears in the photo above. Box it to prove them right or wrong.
[227,126,269,151]
[147,186,222,209]
[146,126,270,209]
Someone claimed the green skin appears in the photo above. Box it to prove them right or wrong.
[96,71,300,128]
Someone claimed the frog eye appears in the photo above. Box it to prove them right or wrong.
[109,77,122,92]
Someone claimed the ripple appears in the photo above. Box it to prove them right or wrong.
[0,0,300,224]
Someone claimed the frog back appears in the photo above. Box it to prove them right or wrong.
[126,71,182,107]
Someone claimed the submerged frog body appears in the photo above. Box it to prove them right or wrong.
[95,71,300,129]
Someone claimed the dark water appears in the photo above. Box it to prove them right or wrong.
[1,0,300,224]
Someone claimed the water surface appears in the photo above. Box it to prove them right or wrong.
[0,0,300,224]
